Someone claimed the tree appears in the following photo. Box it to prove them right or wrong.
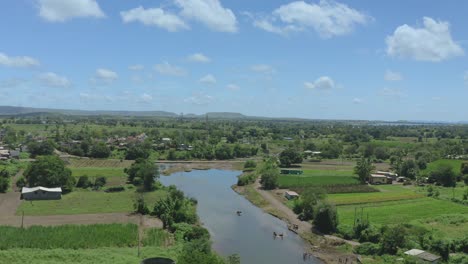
[244,160,257,169]
[279,148,302,167]
[429,164,456,187]
[124,158,159,191]
[260,168,279,190]
[295,187,327,221]
[0,177,8,193]
[461,162,468,175]
[24,155,74,190]
[125,144,150,160]
[133,194,150,215]
[28,140,55,157]
[89,142,111,158]
[76,175,92,188]
[380,225,406,255]
[399,159,419,179]
[313,201,338,234]
[354,158,375,184]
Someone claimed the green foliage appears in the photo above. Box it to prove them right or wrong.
[279,148,302,167]
[133,194,150,215]
[94,177,106,189]
[461,162,468,175]
[354,158,375,184]
[399,159,419,179]
[355,242,380,255]
[24,155,74,190]
[295,187,327,221]
[152,186,197,229]
[76,175,92,188]
[313,201,338,234]
[28,140,55,157]
[125,143,151,160]
[125,158,159,191]
[243,160,257,169]
[380,224,406,255]
[259,160,279,190]
[0,224,138,249]
[429,164,457,187]
[89,142,111,158]
[142,228,171,247]
[237,173,257,186]
[0,176,8,192]
[15,177,26,189]
[177,239,224,264]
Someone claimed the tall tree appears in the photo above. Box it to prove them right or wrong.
[124,158,159,191]
[24,155,74,190]
[354,158,375,184]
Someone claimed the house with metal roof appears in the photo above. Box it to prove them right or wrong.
[404,249,441,263]
[21,186,62,200]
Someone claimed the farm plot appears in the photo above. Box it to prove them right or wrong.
[70,167,126,178]
[411,214,468,240]
[337,197,468,227]
[67,158,134,168]
[279,169,359,188]
[421,159,464,176]
[17,188,167,216]
[328,185,424,205]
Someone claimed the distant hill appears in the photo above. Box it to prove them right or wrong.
[0,106,178,117]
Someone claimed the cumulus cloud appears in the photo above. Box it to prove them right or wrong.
[139,93,153,103]
[226,84,240,91]
[0,52,40,68]
[120,6,188,32]
[188,53,211,63]
[199,74,216,84]
[304,76,335,90]
[353,97,363,104]
[253,0,370,38]
[93,68,118,84]
[154,62,186,76]
[386,17,464,62]
[39,72,71,88]
[175,0,238,32]
[129,64,144,71]
[384,70,403,81]
[184,92,214,105]
[37,0,105,22]
[251,64,275,74]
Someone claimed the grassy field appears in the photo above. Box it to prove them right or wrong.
[421,159,464,176]
[0,224,138,249]
[411,214,468,240]
[337,197,468,227]
[67,158,134,168]
[329,185,424,205]
[70,167,126,178]
[279,169,358,188]
[17,188,167,216]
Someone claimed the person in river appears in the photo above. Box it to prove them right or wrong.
[236,210,242,216]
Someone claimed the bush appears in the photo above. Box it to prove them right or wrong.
[237,173,256,186]
[463,174,468,185]
[76,176,92,188]
[94,177,106,189]
[16,177,26,189]
[0,177,8,193]
[133,195,149,215]
[244,160,257,169]
[313,201,338,234]
[355,242,380,255]
[105,186,125,193]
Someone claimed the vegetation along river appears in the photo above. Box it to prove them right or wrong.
[160,169,321,264]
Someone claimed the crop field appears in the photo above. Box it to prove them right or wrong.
[67,158,134,168]
[70,167,126,178]
[0,224,138,249]
[412,214,468,239]
[421,159,464,176]
[143,228,173,247]
[415,185,468,201]
[17,188,167,216]
[337,197,468,227]
[328,185,424,205]
[279,169,358,188]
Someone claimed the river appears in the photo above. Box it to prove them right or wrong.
[159,169,321,264]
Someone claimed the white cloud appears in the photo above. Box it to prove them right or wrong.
[226,84,240,91]
[129,64,144,71]
[353,97,363,104]
[199,74,216,84]
[188,53,211,63]
[120,6,188,32]
[175,0,238,32]
[139,93,153,103]
[184,92,214,105]
[154,62,186,76]
[39,72,71,88]
[380,88,403,98]
[386,17,464,62]
[384,70,403,81]
[37,0,105,22]
[304,76,335,90]
[0,52,40,68]
[251,64,275,74]
[93,68,118,83]
[254,0,370,38]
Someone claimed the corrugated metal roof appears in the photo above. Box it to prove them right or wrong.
[22,186,62,194]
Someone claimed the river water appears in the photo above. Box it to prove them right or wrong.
[159,169,321,264]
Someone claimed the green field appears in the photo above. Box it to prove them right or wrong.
[337,197,468,227]
[421,159,464,176]
[17,188,167,216]
[67,158,134,168]
[70,167,126,178]
[329,185,424,205]
[279,169,358,188]
[411,214,468,239]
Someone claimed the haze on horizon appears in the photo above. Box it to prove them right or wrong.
[1,0,468,122]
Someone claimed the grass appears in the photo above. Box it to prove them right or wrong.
[421,159,464,176]
[411,214,468,240]
[415,185,468,201]
[337,197,468,227]
[278,169,358,188]
[328,185,424,205]
[143,228,173,247]
[0,246,180,264]
[67,158,134,168]
[0,224,138,249]
[17,188,167,216]
[70,167,126,178]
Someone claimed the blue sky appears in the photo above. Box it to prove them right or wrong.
[1,0,468,121]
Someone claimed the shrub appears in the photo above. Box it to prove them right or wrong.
[313,201,338,234]
[94,177,106,189]
[0,177,8,193]
[463,174,468,185]
[380,225,406,255]
[244,160,257,169]
[237,173,256,186]
[76,176,92,188]
[133,195,149,215]
[105,186,125,193]
[16,177,26,189]
[355,242,380,255]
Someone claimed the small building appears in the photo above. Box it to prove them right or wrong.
[369,174,388,184]
[9,150,20,159]
[404,249,441,264]
[21,187,62,200]
[376,171,398,180]
[285,191,299,200]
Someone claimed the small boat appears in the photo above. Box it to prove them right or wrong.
[236,210,242,216]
